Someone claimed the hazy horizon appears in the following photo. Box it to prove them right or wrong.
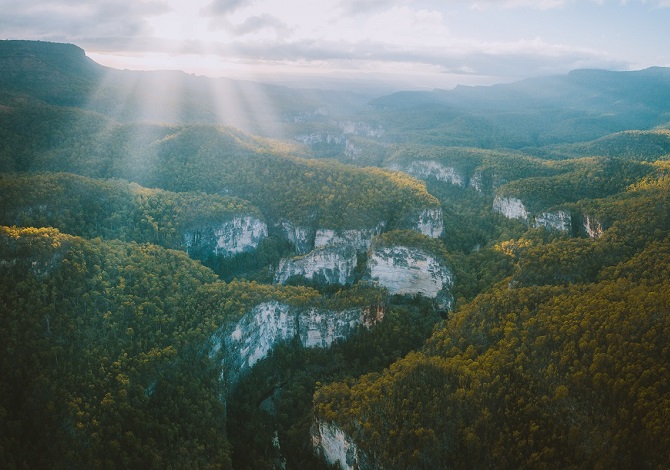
[2,0,670,91]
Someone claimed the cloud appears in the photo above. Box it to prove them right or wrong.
[202,0,255,15]
[0,0,170,41]
[208,13,292,37]
[471,0,572,10]
[185,33,619,80]
[232,14,292,35]
[337,0,410,15]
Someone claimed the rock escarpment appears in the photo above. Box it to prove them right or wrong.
[394,160,467,187]
[209,301,385,387]
[493,196,529,221]
[274,244,358,285]
[184,215,267,258]
[533,210,572,232]
[583,214,604,239]
[311,420,372,470]
[368,245,453,309]
[277,219,315,255]
[415,207,444,238]
[493,196,570,232]
[313,224,386,251]
[388,160,489,193]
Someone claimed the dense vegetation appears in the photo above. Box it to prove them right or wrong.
[0,172,262,252]
[0,102,438,230]
[314,174,670,469]
[2,40,670,469]
[0,226,384,468]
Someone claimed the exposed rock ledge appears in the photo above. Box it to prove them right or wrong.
[312,420,372,470]
[392,160,466,187]
[368,245,453,310]
[416,207,444,238]
[493,196,529,221]
[277,219,315,255]
[184,215,267,257]
[533,210,572,232]
[209,301,385,387]
[275,244,358,286]
[583,214,603,239]
[314,223,386,251]
[493,198,579,233]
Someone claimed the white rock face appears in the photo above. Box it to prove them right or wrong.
[299,307,374,348]
[295,133,346,146]
[211,301,385,387]
[534,210,572,232]
[184,215,267,257]
[314,224,386,251]
[416,207,444,238]
[469,172,483,192]
[339,121,384,137]
[404,160,466,187]
[583,214,603,239]
[493,196,529,221]
[312,420,369,470]
[278,219,315,254]
[275,245,358,285]
[369,246,453,309]
[210,302,296,381]
[344,140,362,159]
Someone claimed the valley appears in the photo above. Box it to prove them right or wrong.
[1,40,669,469]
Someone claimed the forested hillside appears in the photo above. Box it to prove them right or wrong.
[1,40,669,469]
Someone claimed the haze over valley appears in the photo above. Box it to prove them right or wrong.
[1,11,670,468]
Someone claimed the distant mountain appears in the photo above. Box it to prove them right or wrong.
[369,67,670,148]
[0,40,102,106]
[0,40,371,136]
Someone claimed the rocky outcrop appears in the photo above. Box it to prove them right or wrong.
[339,121,384,138]
[493,196,529,221]
[533,210,572,232]
[295,132,346,147]
[368,246,453,309]
[210,301,385,387]
[344,140,362,159]
[277,219,315,254]
[275,244,358,285]
[183,215,268,257]
[469,171,484,192]
[312,420,372,470]
[415,207,444,238]
[583,214,604,239]
[400,160,467,187]
[314,224,386,251]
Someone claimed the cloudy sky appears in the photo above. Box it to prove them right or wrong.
[2,0,670,89]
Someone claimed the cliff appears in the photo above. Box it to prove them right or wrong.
[493,196,529,221]
[209,301,385,387]
[184,215,267,258]
[368,245,453,309]
[532,210,572,232]
[311,420,373,470]
[416,207,444,238]
[274,244,358,285]
[314,224,386,251]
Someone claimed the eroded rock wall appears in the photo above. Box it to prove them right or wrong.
[368,246,453,309]
[184,215,267,257]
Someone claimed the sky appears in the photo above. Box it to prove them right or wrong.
[2,0,670,90]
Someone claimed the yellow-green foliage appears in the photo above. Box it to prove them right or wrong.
[314,170,670,469]
[496,156,654,212]
[0,226,379,469]
[372,229,451,264]
[0,172,260,249]
[0,109,440,229]
[315,241,670,468]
